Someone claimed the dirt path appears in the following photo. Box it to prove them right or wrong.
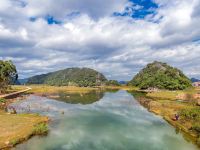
[0,87,31,99]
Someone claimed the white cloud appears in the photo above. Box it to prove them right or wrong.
[0,0,200,80]
[24,0,128,19]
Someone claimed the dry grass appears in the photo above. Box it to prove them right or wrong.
[0,112,48,149]
[13,85,97,95]
[146,88,200,101]
[12,85,138,96]
[146,90,180,100]
[100,85,138,91]
[11,85,27,91]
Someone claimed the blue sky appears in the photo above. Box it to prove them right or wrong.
[114,0,158,19]
[0,0,200,80]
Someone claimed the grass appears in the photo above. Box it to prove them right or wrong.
[0,98,5,103]
[1,86,26,95]
[146,88,200,101]
[100,85,138,91]
[0,112,48,149]
[22,85,97,95]
[146,90,181,100]
[33,123,48,135]
[12,85,138,96]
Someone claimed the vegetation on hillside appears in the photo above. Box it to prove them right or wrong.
[27,68,107,87]
[128,61,192,90]
[0,60,18,94]
[106,80,120,86]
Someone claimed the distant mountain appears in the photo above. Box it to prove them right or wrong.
[27,68,108,87]
[12,79,21,85]
[18,78,28,84]
[191,78,200,83]
[118,81,128,85]
[128,61,192,90]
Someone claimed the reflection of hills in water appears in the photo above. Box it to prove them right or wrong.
[49,90,105,104]
[127,90,147,98]
[48,89,120,104]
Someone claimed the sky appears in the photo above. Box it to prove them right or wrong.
[0,0,200,81]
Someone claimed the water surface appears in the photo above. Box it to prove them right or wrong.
[11,90,198,150]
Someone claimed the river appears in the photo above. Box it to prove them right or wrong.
[10,90,198,150]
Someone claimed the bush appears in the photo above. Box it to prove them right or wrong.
[33,123,48,135]
[106,80,120,86]
[179,107,200,120]
[0,98,5,103]
[192,123,200,133]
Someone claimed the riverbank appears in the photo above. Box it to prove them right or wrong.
[0,111,48,149]
[0,87,49,149]
[129,88,200,147]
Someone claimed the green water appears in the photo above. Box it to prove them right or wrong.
[11,90,198,150]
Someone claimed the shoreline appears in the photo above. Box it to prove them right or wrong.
[0,90,49,149]
[135,94,200,148]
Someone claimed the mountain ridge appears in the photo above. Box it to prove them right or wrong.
[27,67,107,87]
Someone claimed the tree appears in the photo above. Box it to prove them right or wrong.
[0,60,18,93]
[106,80,120,86]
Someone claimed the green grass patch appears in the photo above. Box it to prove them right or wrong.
[0,98,5,103]
[10,138,20,146]
[192,123,200,133]
[179,107,200,120]
[33,123,48,135]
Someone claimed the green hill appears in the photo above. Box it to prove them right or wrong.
[128,61,192,90]
[27,68,107,87]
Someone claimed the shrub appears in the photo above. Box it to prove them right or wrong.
[33,123,48,135]
[10,138,20,146]
[179,107,200,120]
[0,98,5,103]
[192,123,200,133]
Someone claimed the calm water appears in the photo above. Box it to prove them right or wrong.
[10,90,198,150]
